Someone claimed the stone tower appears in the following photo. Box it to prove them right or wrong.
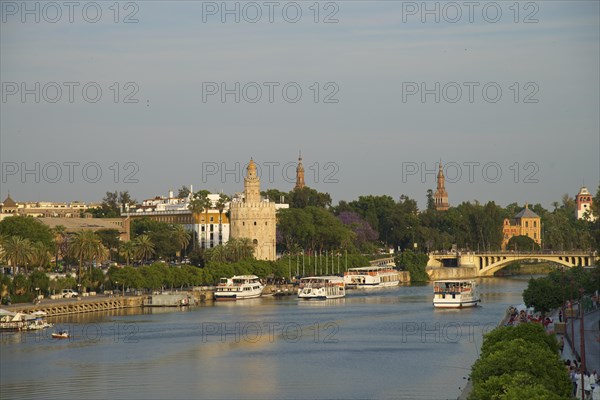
[575,186,595,220]
[294,151,305,190]
[434,161,449,211]
[229,159,277,260]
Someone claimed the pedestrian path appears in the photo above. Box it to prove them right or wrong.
[563,308,600,374]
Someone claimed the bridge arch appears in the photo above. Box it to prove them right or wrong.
[479,255,590,277]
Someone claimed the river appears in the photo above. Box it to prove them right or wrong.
[0,276,533,400]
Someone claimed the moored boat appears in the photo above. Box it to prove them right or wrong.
[433,280,480,308]
[298,276,345,300]
[214,275,264,300]
[343,266,400,288]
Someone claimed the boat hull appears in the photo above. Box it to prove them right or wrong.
[433,299,480,308]
[298,293,345,300]
[214,291,263,301]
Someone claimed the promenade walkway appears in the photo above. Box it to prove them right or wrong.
[562,308,600,374]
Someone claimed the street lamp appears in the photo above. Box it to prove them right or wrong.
[579,287,586,400]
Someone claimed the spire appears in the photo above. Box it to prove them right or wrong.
[433,160,449,211]
[244,158,261,203]
[437,160,445,189]
[294,151,305,190]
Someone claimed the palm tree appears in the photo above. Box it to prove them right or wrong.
[210,244,227,263]
[2,236,33,275]
[188,192,211,249]
[69,230,103,285]
[238,237,255,260]
[119,241,136,266]
[171,225,191,261]
[52,225,67,269]
[30,242,51,270]
[134,234,155,264]
[216,194,230,245]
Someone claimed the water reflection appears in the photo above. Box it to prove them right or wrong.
[1,277,532,399]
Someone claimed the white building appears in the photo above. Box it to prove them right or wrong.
[123,189,232,248]
[575,186,596,221]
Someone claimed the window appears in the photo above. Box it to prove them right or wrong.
[525,221,528,228]
[254,221,257,226]
[210,216,214,222]
[533,221,537,227]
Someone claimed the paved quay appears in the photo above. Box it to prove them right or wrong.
[562,308,600,374]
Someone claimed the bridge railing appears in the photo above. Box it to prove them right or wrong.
[429,250,598,256]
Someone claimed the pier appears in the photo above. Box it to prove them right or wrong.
[3,296,145,317]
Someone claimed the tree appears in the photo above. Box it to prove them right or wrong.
[177,186,191,199]
[277,208,315,253]
[522,276,563,315]
[395,250,429,282]
[29,270,50,294]
[506,235,540,251]
[189,191,212,249]
[337,211,378,252]
[30,242,51,270]
[69,230,104,285]
[134,234,155,264]
[1,236,33,274]
[261,189,289,203]
[480,323,559,357]
[95,229,120,261]
[470,337,571,399]
[426,189,435,211]
[238,238,255,260]
[119,241,136,266]
[171,225,191,260]
[118,191,136,211]
[216,194,230,245]
[52,225,67,270]
[0,215,54,248]
[289,187,332,208]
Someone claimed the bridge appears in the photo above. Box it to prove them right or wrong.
[369,257,395,267]
[427,251,599,277]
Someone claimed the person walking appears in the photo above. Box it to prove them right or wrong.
[560,337,565,354]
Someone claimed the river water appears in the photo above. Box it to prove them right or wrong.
[0,276,532,400]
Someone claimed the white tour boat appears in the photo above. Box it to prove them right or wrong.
[298,276,345,300]
[343,266,400,288]
[433,280,480,308]
[214,275,264,300]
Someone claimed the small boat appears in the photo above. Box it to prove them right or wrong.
[52,330,70,339]
[343,266,400,288]
[298,276,345,300]
[214,275,264,300]
[433,280,481,308]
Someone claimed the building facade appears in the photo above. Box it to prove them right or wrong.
[502,204,542,249]
[122,189,231,248]
[229,159,277,260]
[434,162,449,211]
[575,186,595,221]
[0,194,97,221]
[0,194,130,241]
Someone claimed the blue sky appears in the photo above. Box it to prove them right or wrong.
[1,1,598,208]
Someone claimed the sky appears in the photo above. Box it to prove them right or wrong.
[1,1,599,210]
